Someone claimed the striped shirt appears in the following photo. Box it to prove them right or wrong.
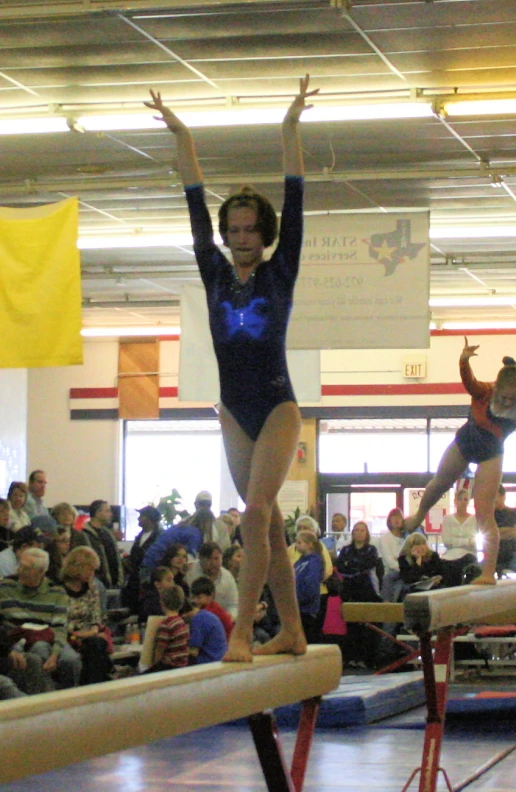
[0,577,68,656]
[155,614,189,668]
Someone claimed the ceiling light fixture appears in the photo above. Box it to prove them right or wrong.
[430,225,516,239]
[444,98,516,117]
[0,117,69,135]
[78,102,434,131]
[440,321,516,330]
[3,94,516,137]
[78,233,195,249]
[430,296,516,308]
[81,326,181,338]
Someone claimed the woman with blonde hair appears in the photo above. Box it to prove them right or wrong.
[294,530,324,643]
[398,534,443,591]
[62,546,112,684]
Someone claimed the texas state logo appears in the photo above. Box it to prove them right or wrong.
[363,219,425,276]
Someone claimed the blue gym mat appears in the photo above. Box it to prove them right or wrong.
[272,671,426,727]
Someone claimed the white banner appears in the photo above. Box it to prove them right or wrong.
[287,212,430,350]
[179,283,321,403]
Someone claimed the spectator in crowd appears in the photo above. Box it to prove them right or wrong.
[379,508,406,602]
[0,524,45,579]
[186,542,239,620]
[0,499,11,551]
[440,489,479,586]
[0,548,81,691]
[222,544,244,582]
[82,500,124,588]
[321,512,348,558]
[51,503,90,550]
[161,543,190,597]
[7,482,31,532]
[181,597,227,664]
[62,546,113,685]
[25,470,50,519]
[398,534,443,593]
[494,484,516,574]
[336,521,382,668]
[287,515,333,633]
[147,586,189,673]
[139,566,176,621]
[0,613,42,698]
[54,528,72,560]
[227,507,243,545]
[122,506,163,613]
[336,521,382,602]
[214,513,235,551]
[141,495,218,578]
[190,576,233,641]
[294,530,324,644]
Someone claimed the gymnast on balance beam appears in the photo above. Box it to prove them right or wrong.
[145,76,319,661]
[404,337,516,585]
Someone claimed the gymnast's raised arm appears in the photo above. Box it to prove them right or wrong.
[282,74,318,177]
[144,90,203,187]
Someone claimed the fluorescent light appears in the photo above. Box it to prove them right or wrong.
[306,103,433,122]
[78,102,433,132]
[430,225,516,239]
[445,99,516,117]
[0,117,69,135]
[441,321,516,330]
[78,114,165,132]
[81,326,180,338]
[430,296,516,308]
[78,233,194,249]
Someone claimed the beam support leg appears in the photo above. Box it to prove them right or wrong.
[418,629,454,792]
[291,697,321,792]
[248,711,296,792]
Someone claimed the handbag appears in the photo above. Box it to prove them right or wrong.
[9,624,54,649]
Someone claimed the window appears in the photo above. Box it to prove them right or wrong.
[319,418,428,473]
[124,420,226,539]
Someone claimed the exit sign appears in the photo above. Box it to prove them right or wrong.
[402,356,427,378]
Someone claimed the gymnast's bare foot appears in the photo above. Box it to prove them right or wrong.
[222,630,254,663]
[252,628,307,657]
[471,572,496,585]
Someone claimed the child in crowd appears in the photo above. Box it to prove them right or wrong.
[147,585,189,672]
[294,530,324,643]
[139,566,175,621]
[181,598,227,664]
[190,576,233,641]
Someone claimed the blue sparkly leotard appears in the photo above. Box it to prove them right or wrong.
[185,176,303,441]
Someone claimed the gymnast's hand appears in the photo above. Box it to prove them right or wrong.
[461,335,479,361]
[283,74,319,126]
[144,89,187,135]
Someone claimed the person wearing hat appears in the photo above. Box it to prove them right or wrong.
[122,506,163,613]
[0,525,44,579]
[195,491,212,509]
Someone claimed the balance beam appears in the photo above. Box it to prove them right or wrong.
[0,644,342,787]
[404,578,516,633]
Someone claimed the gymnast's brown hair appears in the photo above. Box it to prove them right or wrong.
[218,186,278,248]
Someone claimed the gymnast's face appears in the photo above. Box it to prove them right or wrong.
[226,206,264,270]
[492,386,516,420]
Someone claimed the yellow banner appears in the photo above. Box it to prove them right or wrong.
[0,197,83,368]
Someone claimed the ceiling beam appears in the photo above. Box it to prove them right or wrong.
[3,162,516,199]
